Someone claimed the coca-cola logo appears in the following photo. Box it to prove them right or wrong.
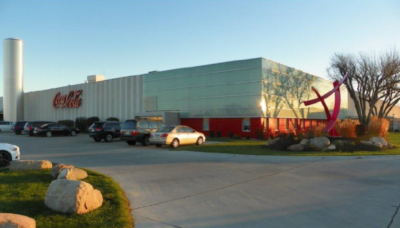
[53,90,83,109]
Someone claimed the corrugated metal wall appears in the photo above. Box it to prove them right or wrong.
[23,75,143,122]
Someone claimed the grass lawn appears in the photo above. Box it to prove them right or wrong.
[174,132,400,156]
[0,168,133,228]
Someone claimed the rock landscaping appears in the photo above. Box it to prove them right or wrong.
[51,164,75,178]
[265,134,394,152]
[0,213,36,228]
[9,160,52,171]
[45,179,103,214]
[57,167,88,180]
[5,161,103,216]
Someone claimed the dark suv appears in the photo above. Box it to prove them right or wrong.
[89,122,121,142]
[22,121,56,136]
[120,120,163,146]
[11,121,27,135]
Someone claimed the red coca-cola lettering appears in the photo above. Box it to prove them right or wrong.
[53,90,83,109]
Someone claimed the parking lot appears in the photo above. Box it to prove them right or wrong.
[1,132,400,228]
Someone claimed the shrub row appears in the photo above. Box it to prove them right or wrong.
[333,116,389,138]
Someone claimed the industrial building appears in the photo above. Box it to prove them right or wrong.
[2,38,399,137]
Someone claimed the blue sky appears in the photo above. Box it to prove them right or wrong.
[0,0,399,96]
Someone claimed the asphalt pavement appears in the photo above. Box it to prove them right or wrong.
[1,133,399,228]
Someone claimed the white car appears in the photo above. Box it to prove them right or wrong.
[150,125,206,148]
[0,143,21,167]
[0,121,14,133]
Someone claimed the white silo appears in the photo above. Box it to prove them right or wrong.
[3,38,24,122]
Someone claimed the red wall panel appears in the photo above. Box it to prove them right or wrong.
[181,119,203,133]
[278,118,286,132]
[181,118,263,138]
[181,117,329,139]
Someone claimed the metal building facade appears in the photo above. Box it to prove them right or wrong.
[23,75,143,122]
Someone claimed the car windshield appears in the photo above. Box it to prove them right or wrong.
[122,121,137,129]
[157,126,175,132]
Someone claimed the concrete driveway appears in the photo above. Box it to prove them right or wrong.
[1,133,399,228]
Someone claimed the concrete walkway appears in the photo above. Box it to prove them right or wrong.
[2,133,399,228]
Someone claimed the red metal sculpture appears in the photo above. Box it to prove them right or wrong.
[304,73,348,136]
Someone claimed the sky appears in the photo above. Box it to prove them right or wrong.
[0,0,399,96]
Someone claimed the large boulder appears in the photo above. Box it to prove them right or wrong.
[45,179,103,214]
[324,145,336,151]
[266,138,280,146]
[51,164,75,178]
[58,168,88,180]
[9,160,52,171]
[372,142,383,148]
[328,145,336,150]
[287,144,305,151]
[300,139,310,146]
[309,137,330,150]
[370,137,388,147]
[0,213,36,228]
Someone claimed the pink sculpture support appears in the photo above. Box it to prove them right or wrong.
[304,73,348,137]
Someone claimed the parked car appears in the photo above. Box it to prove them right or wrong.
[120,120,163,146]
[33,123,80,137]
[11,121,27,135]
[22,121,55,136]
[0,143,20,167]
[0,121,14,133]
[89,121,121,142]
[150,125,206,148]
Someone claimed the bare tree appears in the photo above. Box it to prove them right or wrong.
[328,49,400,125]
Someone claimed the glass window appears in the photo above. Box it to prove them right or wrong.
[177,127,186,133]
[157,122,164,128]
[157,126,175,132]
[242,118,250,132]
[139,121,149,129]
[184,126,195,132]
[122,121,137,130]
[150,121,158,129]
[203,118,209,131]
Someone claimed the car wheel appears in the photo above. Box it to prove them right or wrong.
[105,134,113,142]
[126,140,136,145]
[70,131,77,136]
[171,139,179,148]
[142,136,150,146]
[29,133,34,137]
[0,151,11,167]
[16,131,21,135]
[46,131,52,137]
[196,137,204,145]
[94,137,101,142]
[156,144,162,147]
